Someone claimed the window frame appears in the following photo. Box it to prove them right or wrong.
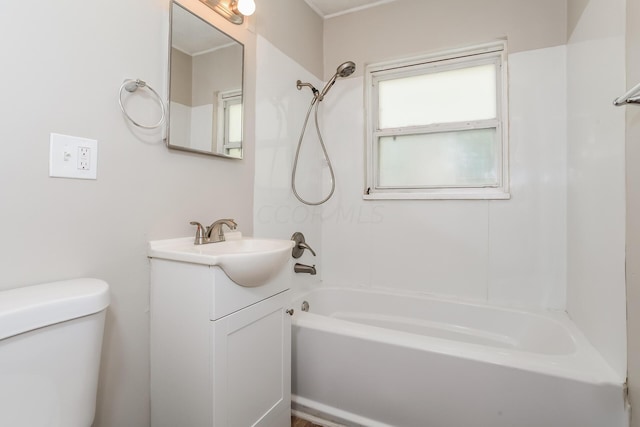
[215,89,243,157]
[364,41,510,200]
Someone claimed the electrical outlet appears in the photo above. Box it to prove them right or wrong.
[49,133,98,180]
[78,146,91,170]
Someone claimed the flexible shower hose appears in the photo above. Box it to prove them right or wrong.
[291,99,336,206]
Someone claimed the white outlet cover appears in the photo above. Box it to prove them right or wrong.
[49,133,98,180]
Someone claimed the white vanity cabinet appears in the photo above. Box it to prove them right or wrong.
[149,258,292,427]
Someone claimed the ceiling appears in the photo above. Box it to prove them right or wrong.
[304,0,396,18]
[171,0,397,54]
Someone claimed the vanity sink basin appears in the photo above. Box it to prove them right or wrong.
[148,237,294,287]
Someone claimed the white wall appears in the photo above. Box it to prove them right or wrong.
[252,1,569,310]
[0,1,256,426]
[252,0,569,311]
[319,46,567,309]
[254,36,323,289]
[296,0,628,381]
[626,0,640,421]
[566,0,627,381]
[252,0,325,273]
[626,0,640,422]
[252,0,628,384]
[488,47,567,308]
[190,104,215,151]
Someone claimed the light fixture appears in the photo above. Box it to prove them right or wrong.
[199,0,255,25]
[236,0,255,16]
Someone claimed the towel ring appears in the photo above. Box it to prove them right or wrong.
[613,81,640,106]
[119,79,166,129]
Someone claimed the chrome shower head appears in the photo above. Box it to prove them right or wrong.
[319,61,356,100]
[337,61,356,78]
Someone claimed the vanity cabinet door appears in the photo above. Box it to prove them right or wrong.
[212,290,291,427]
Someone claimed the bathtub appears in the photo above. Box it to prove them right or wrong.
[291,287,628,427]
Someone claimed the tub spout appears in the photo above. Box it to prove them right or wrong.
[294,263,316,275]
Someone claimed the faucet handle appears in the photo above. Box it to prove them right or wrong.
[190,221,206,245]
[297,242,316,257]
[291,232,316,258]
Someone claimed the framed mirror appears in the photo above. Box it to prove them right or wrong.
[167,1,244,158]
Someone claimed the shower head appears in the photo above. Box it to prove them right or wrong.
[336,61,356,78]
[319,61,356,100]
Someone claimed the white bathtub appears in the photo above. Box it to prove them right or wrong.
[291,287,628,427]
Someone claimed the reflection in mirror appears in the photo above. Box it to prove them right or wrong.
[168,1,244,158]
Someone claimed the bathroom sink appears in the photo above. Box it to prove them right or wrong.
[148,236,294,287]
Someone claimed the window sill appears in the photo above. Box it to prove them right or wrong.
[363,189,511,200]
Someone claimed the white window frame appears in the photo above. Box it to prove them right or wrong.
[215,89,243,156]
[364,41,510,200]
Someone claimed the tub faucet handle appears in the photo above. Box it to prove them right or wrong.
[291,232,316,258]
[190,221,206,245]
[297,241,316,257]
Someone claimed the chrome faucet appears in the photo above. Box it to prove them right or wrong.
[190,219,237,245]
[207,219,237,243]
[294,263,316,275]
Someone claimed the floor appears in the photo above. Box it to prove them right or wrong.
[291,415,324,427]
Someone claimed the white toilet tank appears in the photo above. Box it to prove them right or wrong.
[0,278,110,427]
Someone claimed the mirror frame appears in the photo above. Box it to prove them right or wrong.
[166,0,245,159]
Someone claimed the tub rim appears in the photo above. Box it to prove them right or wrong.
[291,286,623,386]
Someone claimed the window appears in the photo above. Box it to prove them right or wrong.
[216,90,243,158]
[365,42,509,200]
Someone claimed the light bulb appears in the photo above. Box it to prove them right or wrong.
[236,0,255,16]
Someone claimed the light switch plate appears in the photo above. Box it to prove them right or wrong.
[49,133,98,180]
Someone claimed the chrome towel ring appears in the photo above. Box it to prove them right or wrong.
[613,81,640,106]
[118,78,166,129]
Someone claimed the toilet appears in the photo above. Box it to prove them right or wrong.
[0,278,110,427]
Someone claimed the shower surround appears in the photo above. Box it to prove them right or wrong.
[253,1,628,423]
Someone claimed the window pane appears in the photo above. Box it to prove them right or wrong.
[227,103,242,143]
[378,129,498,187]
[378,64,496,128]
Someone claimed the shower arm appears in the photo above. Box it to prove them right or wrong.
[296,80,319,97]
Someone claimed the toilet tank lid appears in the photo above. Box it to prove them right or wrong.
[0,278,110,340]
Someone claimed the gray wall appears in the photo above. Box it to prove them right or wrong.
[254,0,324,79]
[323,0,567,80]
[0,0,256,425]
[170,47,193,105]
[192,44,243,106]
[0,0,324,424]
[3,0,632,425]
